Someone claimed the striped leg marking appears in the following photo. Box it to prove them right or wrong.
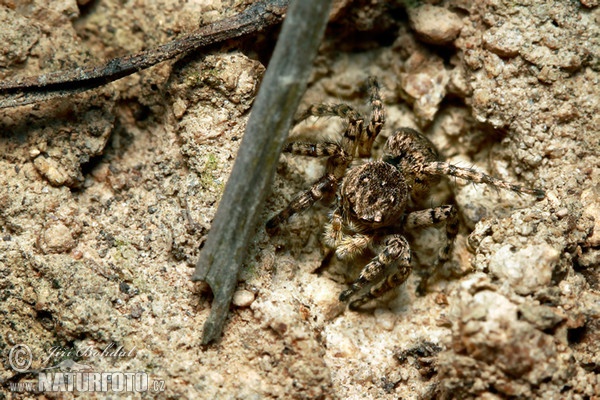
[422,162,545,198]
[339,234,411,308]
[358,76,385,157]
[266,174,337,234]
[294,103,363,126]
[283,142,343,158]
[405,205,459,264]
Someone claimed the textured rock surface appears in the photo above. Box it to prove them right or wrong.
[1,0,598,398]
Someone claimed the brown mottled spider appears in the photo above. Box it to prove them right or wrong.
[267,77,544,310]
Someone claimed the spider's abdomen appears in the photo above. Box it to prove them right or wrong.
[341,161,407,229]
[383,127,442,202]
[383,127,440,165]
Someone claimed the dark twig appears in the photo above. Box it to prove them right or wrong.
[0,0,289,109]
[192,0,333,345]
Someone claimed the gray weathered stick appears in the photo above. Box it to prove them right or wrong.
[0,0,288,109]
[192,0,333,345]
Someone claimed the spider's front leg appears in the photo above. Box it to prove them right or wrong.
[266,173,338,234]
[266,147,351,233]
[339,234,412,310]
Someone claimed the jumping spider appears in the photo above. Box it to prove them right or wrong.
[267,77,544,310]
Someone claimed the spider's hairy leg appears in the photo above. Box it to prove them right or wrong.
[266,173,337,234]
[267,148,351,233]
[293,102,365,157]
[422,162,545,199]
[357,76,385,157]
[339,234,411,306]
[283,142,342,157]
[405,205,459,264]
[294,103,363,126]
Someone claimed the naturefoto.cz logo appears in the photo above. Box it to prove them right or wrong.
[7,343,165,394]
[30,371,149,393]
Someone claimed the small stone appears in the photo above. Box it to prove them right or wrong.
[232,289,255,307]
[172,98,187,119]
[33,156,70,186]
[554,103,579,123]
[483,25,524,57]
[330,334,358,358]
[400,53,449,121]
[409,5,463,44]
[40,222,76,254]
[29,148,41,158]
[537,65,560,83]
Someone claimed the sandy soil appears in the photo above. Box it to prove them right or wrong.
[1,0,599,399]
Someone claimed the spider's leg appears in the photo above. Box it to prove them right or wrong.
[266,173,337,234]
[295,103,364,155]
[339,234,411,308]
[294,103,362,126]
[267,148,351,233]
[422,162,545,198]
[405,205,459,264]
[294,99,367,157]
[357,76,385,157]
[283,142,342,157]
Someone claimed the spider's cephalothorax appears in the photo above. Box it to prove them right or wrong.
[267,77,544,310]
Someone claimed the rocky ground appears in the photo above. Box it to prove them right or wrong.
[0,0,598,398]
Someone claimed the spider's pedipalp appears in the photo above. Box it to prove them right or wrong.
[323,207,344,249]
[336,232,371,260]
